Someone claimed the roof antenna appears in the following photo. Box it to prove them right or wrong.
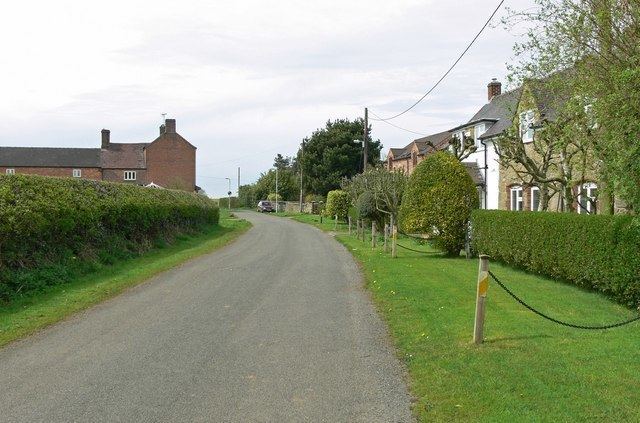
[161,112,167,122]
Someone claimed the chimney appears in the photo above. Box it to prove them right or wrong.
[101,129,110,149]
[165,118,176,134]
[487,78,502,101]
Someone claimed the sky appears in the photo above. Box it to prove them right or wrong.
[0,0,534,197]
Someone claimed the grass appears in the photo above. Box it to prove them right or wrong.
[0,211,250,348]
[284,213,640,422]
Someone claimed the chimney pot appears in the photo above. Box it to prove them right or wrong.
[101,129,110,149]
[487,78,502,101]
[165,119,176,134]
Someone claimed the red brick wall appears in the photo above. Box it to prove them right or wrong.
[102,169,148,185]
[144,133,196,191]
[0,167,102,180]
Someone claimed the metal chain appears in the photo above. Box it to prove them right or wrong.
[488,270,640,330]
[396,243,441,255]
[397,230,431,240]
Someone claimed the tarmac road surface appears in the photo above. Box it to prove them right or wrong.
[0,211,413,422]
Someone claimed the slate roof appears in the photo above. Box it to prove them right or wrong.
[0,147,101,168]
[415,131,451,155]
[463,162,484,186]
[101,143,148,169]
[471,88,523,140]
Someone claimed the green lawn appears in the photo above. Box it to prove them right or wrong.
[285,213,640,422]
[0,211,250,348]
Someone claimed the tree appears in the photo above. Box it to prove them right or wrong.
[253,168,297,201]
[399,152,479,255]
[297,118,382,196]
[273,154,292,170]
[238,184,257,208]
[342,167,407,222]
[504,0,640,211]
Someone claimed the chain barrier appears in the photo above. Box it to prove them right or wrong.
[488,270,640,330]
[397,230,430,240]
[395,243,441,254]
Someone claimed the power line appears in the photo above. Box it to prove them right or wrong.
[368,110,427,136]
[370,0,505,122]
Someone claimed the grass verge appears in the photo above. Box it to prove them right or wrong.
[285,213,640,422]
[0,211,250,348]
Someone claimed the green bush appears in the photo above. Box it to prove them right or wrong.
[324,190,350,220]
[471,210,640,307]
[399,152,479,255]
[0,174,219,301]
[355,191,385,228]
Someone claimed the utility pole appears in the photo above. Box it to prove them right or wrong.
[225,177,231,210]
[275,166,279,213]
[237,167,240,196]
[299,140,304,213]
[363,107,369,172]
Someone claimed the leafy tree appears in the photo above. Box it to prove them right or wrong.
[342,167,407,222]
[504,0,640,211]
[273,154,293,170]
[297,118,382,196]
[253,168,297,201]
[399,152,479,256]
[238,184,257,208]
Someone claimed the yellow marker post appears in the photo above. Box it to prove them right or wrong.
[473,255,490,344]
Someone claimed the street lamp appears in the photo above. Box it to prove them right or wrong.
[225,177,231,210]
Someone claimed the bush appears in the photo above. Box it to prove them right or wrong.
[324,190,350,220]
[355,191,385,227]
[399,152,479,255]
[0,174,219,301]
[471,210,640,308]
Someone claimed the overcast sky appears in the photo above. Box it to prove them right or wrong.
[0,0,534,197]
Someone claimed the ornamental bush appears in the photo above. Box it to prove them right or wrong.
[471,210,640,308]
[324,189,350,220]
[399,152,479,255]
[0,174,219,301]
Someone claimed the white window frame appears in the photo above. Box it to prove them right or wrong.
[474,123,485,147]
[519,110,535,142]
[72,169,82,178]
[510,186,523,211]
[577,182,598,214]
[124,171,137,181]
[5,168,15,175]
[530,186,540,211]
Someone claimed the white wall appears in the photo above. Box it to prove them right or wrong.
[463,138,500,210]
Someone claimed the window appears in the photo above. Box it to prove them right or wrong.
[519,110,535,142]
[578,182,598,214]
[5,168,15,175]
[474,123,485,147]
[124,171,137,181]
[72,169,82,178]
[530,186,540,211]
[510,186,523,211]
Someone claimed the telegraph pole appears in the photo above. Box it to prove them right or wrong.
[363,107,369,172]
[237,167,240,195]
[275,166,279,213]
[299,140,304,213]
[225,177,231,210]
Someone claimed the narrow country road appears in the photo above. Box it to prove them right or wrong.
[0,212,413,422]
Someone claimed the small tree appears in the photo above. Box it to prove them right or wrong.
[399,152,479,255]
[324,190,350,220]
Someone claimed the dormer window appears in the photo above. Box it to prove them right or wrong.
[519,110,535,142]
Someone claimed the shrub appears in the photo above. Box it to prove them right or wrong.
[355,191,385,228]
[399,152,479,255]
[471,210,640,308]
[324,190,350,220]
[0,174,219,301]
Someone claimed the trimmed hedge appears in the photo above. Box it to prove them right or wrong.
[324,190,350,220]
[471,210,640,307]
[0,175,219,300]
[400,152,479,255]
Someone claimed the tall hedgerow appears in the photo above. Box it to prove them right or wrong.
[0,174,219,300]
[399,152,479,255]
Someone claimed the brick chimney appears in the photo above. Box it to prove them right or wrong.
[487,78,502,101]
[165,119,176,134]
[101,129,110,149]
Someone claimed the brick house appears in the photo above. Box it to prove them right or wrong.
[0,119,197,192]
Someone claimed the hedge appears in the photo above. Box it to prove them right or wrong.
[0,174,219,300]
[324,190,350,220]
[471,210,640,307]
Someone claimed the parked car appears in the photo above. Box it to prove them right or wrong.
[257,200,275,213]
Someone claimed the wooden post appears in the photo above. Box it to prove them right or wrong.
[371,222,376,248]
[334,214,338,231]
[361,220,366,242]
[383,224,388,253]
[464,221,471,259]
[348,216,352,235]
[473,255,490,345]
[391,216,397,258]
